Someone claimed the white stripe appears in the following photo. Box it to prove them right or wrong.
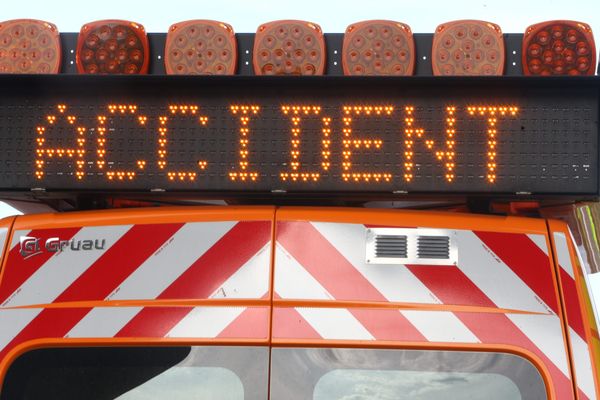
[554,232,575,278]
[311,222,441,304]
[210,243,270,299]
[0,309,39,348]
[296,307,374,340]
[0,227,7,255]
[508,313,570,377]
[10,229,30,250]
[274,243,334,300]
[457,231,554,314]
[66,307,142,338]
[106,221,236,301]
[166,307,245,338]
[528,234,549,254]
[569,327,597,399]
[401,310,480,343]
[0,225,130,349]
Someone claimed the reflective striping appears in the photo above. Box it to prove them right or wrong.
[3,225,131,308]
[0,223,184,359]
[312,222,442,304]
[0,228,7,255]
[0,228,82,305]
[210,242,271,299]
[0,309,40,350]
[527,233,549,255]
[475,231,558,315]
[276,222,428,340]
[275,244,333,300]
[272,308,322,339]
[105,221,236,301]
[508,313,570,376]
[132,221,270,300]
[9,229,30,250]
[401,310,480,343]
[166,307,246,338]
[457,232,554,314]
[113,222,272,337]
[570,327,598,400]
[295,307,375,340]
[554,232,575,278]
[66,307,143,338]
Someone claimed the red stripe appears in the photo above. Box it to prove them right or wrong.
[277,221,425,341]
[475,231,558,314]
[406,265,496,308]
[0,223,184,357]
[0,228,81,305]
[217,307,269,339]
[117,221,271,336]
[418,265,574,400]
[560,268,586,340]
[272,307,322,339]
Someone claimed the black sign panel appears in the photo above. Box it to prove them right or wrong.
[0,75,598,197]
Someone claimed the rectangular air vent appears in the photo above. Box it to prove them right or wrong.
[417,236,450,259]
[366,228,457,266]
[374,235,408,258]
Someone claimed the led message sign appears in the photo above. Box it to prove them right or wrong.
[0,76,597,196]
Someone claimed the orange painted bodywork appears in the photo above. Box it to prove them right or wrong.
[0,206,597,399]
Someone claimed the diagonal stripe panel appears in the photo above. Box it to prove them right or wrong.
[0,223,182,356]
[0,228,81,305]
[311,222,442,304]
[276,221,426,341]
[475,230,558,314]
[114,221,271,337]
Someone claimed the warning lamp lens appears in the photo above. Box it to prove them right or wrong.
[432,20,505,76]
[76,20,149,74]
[165,20,237,75]
[342,20,415,76]
[253,20,326,75]
[523,20,596,76]
[0,19,61,74]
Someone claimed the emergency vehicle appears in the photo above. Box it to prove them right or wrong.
[0,18,599,400]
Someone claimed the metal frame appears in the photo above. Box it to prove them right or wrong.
[56,33,529,76]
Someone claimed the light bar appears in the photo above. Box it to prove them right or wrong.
[165,20,237,75]
[523,20,596,76]
[0,19,61,74]
[253,20,326,75]
[432,20,505,76]
[342,20,415,76]
[76,20,149,74]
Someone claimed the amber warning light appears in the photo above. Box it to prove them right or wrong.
[0,76,597,197]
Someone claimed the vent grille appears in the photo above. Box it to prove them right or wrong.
[366,228,457,266]
[417,236,450,259]
[374,235,408,258]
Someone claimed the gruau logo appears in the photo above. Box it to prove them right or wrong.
[19,236,106,259]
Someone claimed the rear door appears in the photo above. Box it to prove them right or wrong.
[272,207,576,399]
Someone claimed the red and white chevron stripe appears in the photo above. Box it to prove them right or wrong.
[0,219,272,361]
[273,221,579,400]
[0,212,596,399]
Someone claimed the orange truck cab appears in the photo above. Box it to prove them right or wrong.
[0,19,599,400]
[0,206,598,399]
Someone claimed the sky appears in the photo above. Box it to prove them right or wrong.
[0,0,599,318]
